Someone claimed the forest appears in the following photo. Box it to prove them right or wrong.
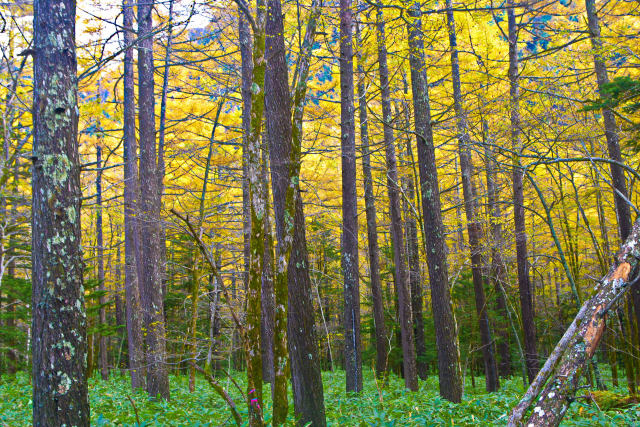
[1,0,640,425]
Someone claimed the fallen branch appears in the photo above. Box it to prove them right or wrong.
[508,217,640,426]
[194,365,242,427]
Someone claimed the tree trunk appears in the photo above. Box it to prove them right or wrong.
[482,121,511,379]
[405,0,462,403]
[31,0,90,422]
[137,0,170,399]
[445,0,498,392]
[261,144,275,384]
[355,22,388,380]
[265,0,326,424]
[375,6,418,391]
[508,0,538,383]
[122,0,145,390]
[96,146,109,381]
[339,0,363,394]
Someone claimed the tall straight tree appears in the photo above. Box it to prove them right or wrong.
[265,0,326,424]
[31,0,90,423]
[137,0,170,399]
[405,0,462,402]
[96,146,108,381]
[375,6,418,391]
[122,0,145,390]
[507,0,538,383]
[445,0,498,392]
[355,23,388,379]
[339,0,363,394]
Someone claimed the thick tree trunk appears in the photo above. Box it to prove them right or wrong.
[339,0,363,394]
[375,6,418,391]
[137,0,170,399]
[261,146,275,384]
[96,146,109,381]
[31,0,89,422]
[508,0,538,383]
[265,0,326,424]
[355,23,388,380]
[445,0,498,392]
[243,3,267,424]
[122,0,145,390]
[405,0,462,402]
[509,216,640,426]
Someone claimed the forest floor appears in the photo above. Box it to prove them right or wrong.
[0,369,638,425]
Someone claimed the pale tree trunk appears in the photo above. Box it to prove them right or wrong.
[31,0,89,422]
[508,0,538,383]
[241,2,268,424]
[122,0,145,390]
[265,0,326,424]
[445,0,498,392]
[508,216,640,426]
[339,0,363,394]
[355,22,388,380]
[137,0,170,399]
[585,0,639,354]
[375,6,417,391]
[405,0,462,402]
[96,146,109,381]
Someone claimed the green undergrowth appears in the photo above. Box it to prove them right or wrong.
[0,370,638,426]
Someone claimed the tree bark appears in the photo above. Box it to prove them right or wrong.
[122,0,145,390]
[137,0,170,399]
[509,216,640,426]
[265,0,326,424]
[96,146,108,381]
[261,145,275,384]
[375,6,417,391]
[355,22,388,380]
[339,0,363,394]
[445,0,498,392]
[508,0,538,383]
[31,0,90,422]
[405,0,462,402]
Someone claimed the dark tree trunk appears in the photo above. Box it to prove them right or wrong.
[31,0,89,422]
[339,0,363,394]
[445,0,498,392]
[266,0,326,423]
[375,6,418,391]
[355,23,388,379]
[405,1,462,403]
[508,0,538,383]
[122,0,145,390]
[137,0,170,399]
[96,146,109,381]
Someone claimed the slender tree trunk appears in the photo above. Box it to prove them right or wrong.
[445,0,498,392]
[375,6,417,391]
[31,0,89,422]
[122,0,145,390]
[96,146,108,381]
[482,121,511,378]
[137,0,170,399]
[355,22,388,380]
[508,0,538,383]
[405,0,462,402]
[399,104,428,381]
[265,0,326,423]
[339,0,363,394]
